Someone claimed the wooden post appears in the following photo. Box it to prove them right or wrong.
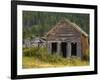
[47,41,52,54]
[57,42,61,56]
[77,42,82,59]
[67,42,71,57]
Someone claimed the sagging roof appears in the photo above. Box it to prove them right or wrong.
[45,18,88,37]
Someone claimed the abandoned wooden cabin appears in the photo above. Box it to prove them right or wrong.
[45,19,89,59]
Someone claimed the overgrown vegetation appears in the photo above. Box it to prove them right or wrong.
[83,49,90,61]
[22,47,89,68]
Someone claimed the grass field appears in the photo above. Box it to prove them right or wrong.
[22,47,89,69]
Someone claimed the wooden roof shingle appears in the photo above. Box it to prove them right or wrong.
[45,19,88,37]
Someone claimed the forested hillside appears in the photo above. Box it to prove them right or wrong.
[23,11,89,39]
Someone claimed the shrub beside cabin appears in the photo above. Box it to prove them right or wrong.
[45,19,89,59]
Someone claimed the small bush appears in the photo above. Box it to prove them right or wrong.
[23,47,40,57]
[83,49,90,61]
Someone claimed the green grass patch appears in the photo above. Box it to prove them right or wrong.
[22,47,89,69]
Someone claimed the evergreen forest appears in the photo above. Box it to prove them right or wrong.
[23,11,89,39]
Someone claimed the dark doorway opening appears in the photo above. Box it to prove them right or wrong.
[71,43,77,56]
[51,43,57,54]
[61,42,67,58]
